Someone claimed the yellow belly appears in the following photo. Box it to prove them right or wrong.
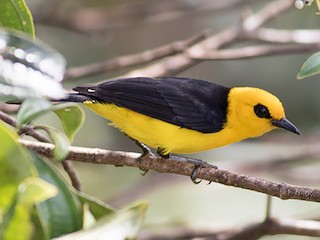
[84,102,244,154]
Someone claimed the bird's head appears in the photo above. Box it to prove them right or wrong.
[227,87,300,138]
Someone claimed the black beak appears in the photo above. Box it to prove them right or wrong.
[272,118,300,135]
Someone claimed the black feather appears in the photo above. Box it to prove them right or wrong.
[72,77,230,133]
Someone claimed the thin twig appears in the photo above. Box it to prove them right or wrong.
[193,44,320,60]
[19,139,320,203]
[240,0,293,32]
[265,195,272,219]
[249,28,320,44]
[61,160,81,191]
[65,30,211,79]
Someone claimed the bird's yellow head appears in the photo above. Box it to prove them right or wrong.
[227,87,300,138]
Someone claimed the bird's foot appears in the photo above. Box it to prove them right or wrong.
[122,133,155,175]
[167,155,217,184]
[135,140,155,175]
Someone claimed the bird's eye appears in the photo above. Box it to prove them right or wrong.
[254,104,271,119]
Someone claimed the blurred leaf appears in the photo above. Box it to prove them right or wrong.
[1,199,30,240]
[0,120,37,212]
[0,177,57,240]
[44,127,70,161]
[77,192,115,220]
[0,121,41,240]
[31,154,83,238]
[0,30,66,101]
[17,177,58,206]
[297,52,320,79]
[16,98,52,128]
[82,203,96,229]
[54,104,84,142]
[0,0,34,36]
[55,201,148,240]
[31,208,50,240]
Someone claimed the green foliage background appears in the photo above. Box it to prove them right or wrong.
[0,1,147,239]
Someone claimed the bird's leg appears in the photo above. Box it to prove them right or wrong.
[124,134,154,175]
[157,148,215,184]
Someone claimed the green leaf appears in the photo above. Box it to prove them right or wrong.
[55,201,148,240]
[45,127,70,161]
[0,177,57,240]
[16,98,53,128]
[77,192,115,220]
[82,203,96,229]
[1,198,30,240]
[54,104,85,142]
[76,191,115,229]
[0,122,51,240]
[17,177,58,206]
[51,130,70,161]
[0,120,37,210]
[31,208,50,240]
[297,52,320,79]
[0,121,41,240]
[31,154,83,238]
[0,0,34,36]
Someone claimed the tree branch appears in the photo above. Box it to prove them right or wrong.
[65,30,211,79]
[249,28,320,44]
[20,139,320,202]
[194,43,320,60]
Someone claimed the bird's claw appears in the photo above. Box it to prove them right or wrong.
[190,160,203,184]
[136,142,154,176]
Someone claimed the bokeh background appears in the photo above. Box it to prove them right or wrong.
[27,1,320,239]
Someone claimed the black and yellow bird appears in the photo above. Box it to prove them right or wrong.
[63,77,300,179]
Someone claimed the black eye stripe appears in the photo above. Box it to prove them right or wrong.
[254,104,271,119]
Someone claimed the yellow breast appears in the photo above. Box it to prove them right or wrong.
[83,101,249,154]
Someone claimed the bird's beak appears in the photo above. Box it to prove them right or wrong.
[272,118,300,135]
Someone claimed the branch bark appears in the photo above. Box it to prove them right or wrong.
[20,139,320,203]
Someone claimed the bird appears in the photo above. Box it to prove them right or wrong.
[62,77,300,181]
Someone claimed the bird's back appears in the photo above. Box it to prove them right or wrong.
[73,77,231,133]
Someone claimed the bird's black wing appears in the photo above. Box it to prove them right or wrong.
[73,77,230,133]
